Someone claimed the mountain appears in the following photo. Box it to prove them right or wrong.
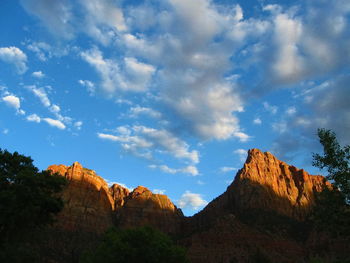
[47,162,183,235]
[47,149,335,262]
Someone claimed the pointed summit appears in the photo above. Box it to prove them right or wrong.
[230,148,330,219]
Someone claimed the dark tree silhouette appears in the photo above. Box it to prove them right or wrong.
[312,128,350,203]
[0,149,67,260]
[311,129,350,237]
[81,226,189,263]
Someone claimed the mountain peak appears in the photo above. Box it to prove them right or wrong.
[231,148,329,219]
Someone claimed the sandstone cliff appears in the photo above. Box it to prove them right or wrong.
[48,162,183,234]
[183,148,330,263]
[230,148,330,219]
[47,149,335,263]
[48,162,115,233]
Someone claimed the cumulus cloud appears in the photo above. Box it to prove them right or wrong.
[2,95,21,110]
[178,191,208,210]
[26,113,41,123]
[74,121,83,130]
[32,71,45,78]
[98,125,199,164]
[43,118,66,130]
[270,12,304,83]
[127,106,161,119]
[0,46,27,74]
[253,118,262,125]
[149,164,199,176]
[78,0,126,45]
[2,94,25,115]
[26,41,69,61]
[81,47,155,93]
[20,0,74,39]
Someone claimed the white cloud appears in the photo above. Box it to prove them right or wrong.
[149,164,199,176]
[286,107,296,116]
[127,106,161,119]
[263,102,278,114]
[20,0,74,39]
[98,125,199,164]
[43,118,66,130]
[2,129,9,135]
[81,48,155,93]
[253,118,262,125]
[26,41,69,61]
[234,148,247,162]
[2,95,20,109]
[133,126,199,163]
[26,114,41,123]
[220,166,237,173]
[79,0,126,45]
[271,13,304,82]
[153,189,166,195]
[50,104,60,113]
[74,121,83,130]
[233,131,251,142]
[32,71,45,78]
[78,80,95,95]
[27,85,51,107]
[178,191,208,210]
[0,46,27,74]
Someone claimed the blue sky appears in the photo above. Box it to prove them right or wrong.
[1,0,349,215]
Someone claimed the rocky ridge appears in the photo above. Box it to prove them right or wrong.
[47,148,333,262]
[48,162,182,234]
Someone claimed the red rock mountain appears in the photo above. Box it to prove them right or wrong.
[230,149,330,219]
[48,162,182,234]
[47,148,332,263]
[182,149,331,262]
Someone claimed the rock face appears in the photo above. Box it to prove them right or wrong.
[229,148,330,219]
[183,148,331,263]
[48,162,115,233]
[48,162,183,234]
[116,186,184,234]
[47,149,335,263]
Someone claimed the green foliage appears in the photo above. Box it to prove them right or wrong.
[0,148,67,260]
[311,129,350,238]
[312,128,350,203]
[81,226,189,263]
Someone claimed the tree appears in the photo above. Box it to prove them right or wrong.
[311,129,350,237]
[81,226,189,263]
[312,128,350,203]
[0,149,67,259]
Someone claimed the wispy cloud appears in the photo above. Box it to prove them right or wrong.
[149,164,199,176]
[98,125,199,164]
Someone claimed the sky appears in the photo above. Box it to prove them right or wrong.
[0,0,349,216]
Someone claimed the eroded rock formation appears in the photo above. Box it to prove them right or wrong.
[47,149,337,263]
[48,162,183,234]
[230,148,330,219]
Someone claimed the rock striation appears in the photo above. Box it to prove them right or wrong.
[47,149,336,263]
[229,148,330,219]
[183,148,331,263]
[48,162,115,233]
[116,186,183,234]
